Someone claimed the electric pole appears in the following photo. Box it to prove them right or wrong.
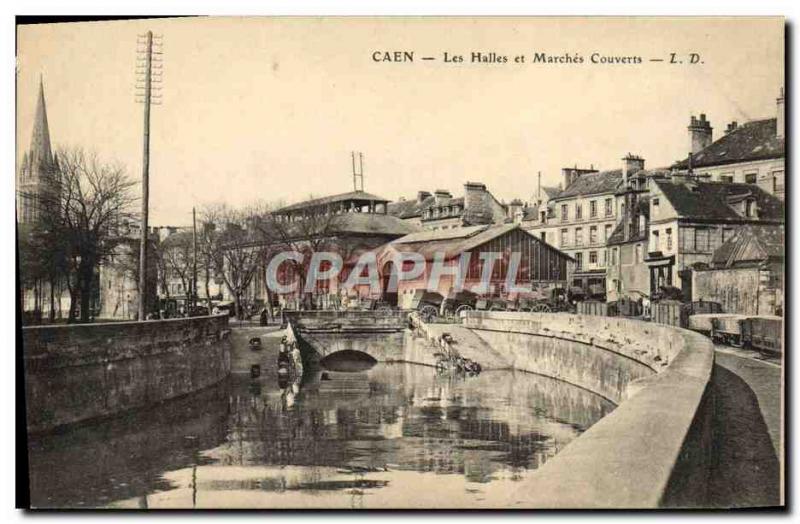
[135,30,162,320]
[192,206,198,316]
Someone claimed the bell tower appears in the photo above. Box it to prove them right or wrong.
[17,75,59,225]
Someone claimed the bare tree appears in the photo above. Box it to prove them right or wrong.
[253,197,363,310]
[38,148,137,323]
[199,204,264,319]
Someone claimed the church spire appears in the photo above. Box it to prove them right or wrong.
[29,74,54,173]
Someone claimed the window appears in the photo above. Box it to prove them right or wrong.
[590,200,597,218]
[722,227,734,243]
[696,228,709,252]
[604,224,612,242]
[720,175,733,183]
[635,244,642,263]
[605,198,613,217]
[561,204,569,222]
[652,198,659,214]
[589,225,598,245]
[560,228,568,247]
[651,230,660,252]
[575,203,583,220]
[745,173,757,184]
[773,170,784,192]
[601,249,607,266]
[575,227,583,246]
[666,228,673,250]
[589,251,598,265]
[575,252,583,270]
[610,248,618,266]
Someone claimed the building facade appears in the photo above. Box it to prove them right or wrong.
[691,224,783,316]
[524,157,645,292]
[388,182,509,231]
[378,224,573,309]
[644,177,784,298]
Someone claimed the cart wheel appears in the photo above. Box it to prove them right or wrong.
[419,305,438,323]
[376,305,392,314]
[455,305,473,317]
[531,303,551,313]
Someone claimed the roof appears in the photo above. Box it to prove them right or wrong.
[387,196,434,219]
[673,118,784,169]
[327,212,420,236]
[254,212,420,246]
[393,223,491,244]
[607,221,648,246]
[275,190,390,214]
[654,179,784,222]
[388,223,574,262]
[540,186,561,199]
[711,224,784,267]
[555,169,623,199]
[389,184,505,227]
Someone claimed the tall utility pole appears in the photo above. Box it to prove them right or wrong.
[135,31,162,320]
[192,206,198,316]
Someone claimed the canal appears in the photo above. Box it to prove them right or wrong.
[27,354,616,508]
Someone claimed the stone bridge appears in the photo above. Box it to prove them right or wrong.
[282,310,416,365]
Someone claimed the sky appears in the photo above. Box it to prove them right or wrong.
[16,17,784,226]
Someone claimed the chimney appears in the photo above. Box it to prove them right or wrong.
[725,121,738,135]
[537,171,541,200]
[416,191,431,204]
[433,189,452,204]
[561,168,574,189]
[561,165,598,189]
[463,181,488,211]
[777,87,785,138]
[508,199,524,223]
[688,113,713,154]
[622,154,645,186]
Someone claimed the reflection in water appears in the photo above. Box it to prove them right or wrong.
[27,360,615,508]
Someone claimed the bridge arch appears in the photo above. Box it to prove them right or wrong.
[319,350,378,371]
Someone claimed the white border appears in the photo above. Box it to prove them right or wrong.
[3,2,797,523]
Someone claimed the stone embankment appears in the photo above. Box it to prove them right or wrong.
[23,315,232,433]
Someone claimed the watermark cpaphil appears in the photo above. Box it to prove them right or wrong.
[264,249,540,294]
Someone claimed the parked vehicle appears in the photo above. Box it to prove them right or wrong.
[442,289,479,317]
[409,290,446,322]
[710,314,749,346]
[518,286,571,313]
[212,301,236,317]
[744,315,783,354]
[475,296,512,312]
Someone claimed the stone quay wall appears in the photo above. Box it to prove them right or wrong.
[22,315,232,434]
[462,311,715,508]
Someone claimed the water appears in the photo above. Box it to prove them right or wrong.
[27,359,615,509]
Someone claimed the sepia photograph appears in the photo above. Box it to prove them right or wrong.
[14,15,786,510]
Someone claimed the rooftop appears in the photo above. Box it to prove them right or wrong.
[555,169,623,199]
[654,179,784,222]
[274,190,390,214]
[710,224,784,268]
[388,223,573,262]
[673,118,784,169]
